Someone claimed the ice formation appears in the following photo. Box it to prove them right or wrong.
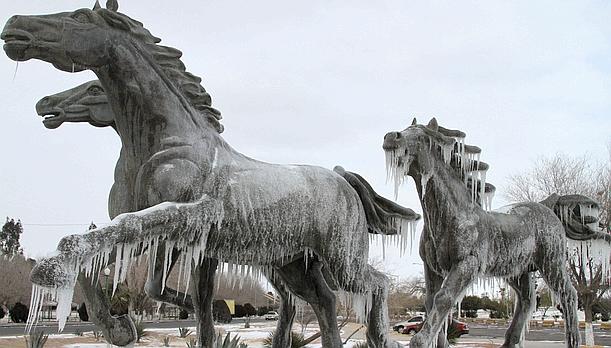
[384,127,495,211]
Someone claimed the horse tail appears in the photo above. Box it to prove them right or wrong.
[333,166,421,236]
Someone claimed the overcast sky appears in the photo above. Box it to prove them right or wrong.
[1,0,610,282]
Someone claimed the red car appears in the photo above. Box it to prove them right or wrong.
[401,319,469,337]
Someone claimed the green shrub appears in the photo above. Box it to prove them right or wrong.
[163,335,171,347]
[10,302,28,323]
[351,342,368,348]
[214,300,232,323]
[77,303,89,321]
[179,309,189,319]
[464,309,478,318]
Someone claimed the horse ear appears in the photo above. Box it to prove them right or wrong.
[106,0,119,11]
[93,0,101,10]
[427,117,438,132]
[411,117,417,126]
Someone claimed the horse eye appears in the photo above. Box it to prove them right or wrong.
[72,12,90,23]
[88,86,103,95]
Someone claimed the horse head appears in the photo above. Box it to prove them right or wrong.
[2,1,147,72]
[36,80,113,129]
[383,117,458,180]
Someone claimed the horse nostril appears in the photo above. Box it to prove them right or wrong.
[394,132,401,139]
[41,97,50,105]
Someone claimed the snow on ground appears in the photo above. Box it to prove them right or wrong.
[0,321,572,348]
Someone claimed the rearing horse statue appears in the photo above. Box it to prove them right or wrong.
[2,2,420,347]
[35,79,417,348]
[383,118,582,348]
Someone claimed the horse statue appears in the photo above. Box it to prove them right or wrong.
[541,193,609,346]
[382,118,582,348]
[35,79,420,347]
[2,2,421,346]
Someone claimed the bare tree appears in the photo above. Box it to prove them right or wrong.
[0,254,33,307]
[387,275,426,318]
[505,149,611,345]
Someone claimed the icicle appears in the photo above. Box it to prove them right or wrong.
[161,241,176,294]
[482,190,495,211]
[479,170,487,209]
[113,243,124,295]
[440,143,453,164]
[56,286,75,332]
[381,234,386,259]
[12,61,19,82]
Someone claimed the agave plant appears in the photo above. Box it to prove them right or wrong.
[262,331,306,348]
[134,319,148,342]
[92,330,103,342]
[185,337,197,348]
[24,331,49,348]
[162,335,171,347]
[214,332,248,348]
[178,327,193,338]
[351,342,368,348]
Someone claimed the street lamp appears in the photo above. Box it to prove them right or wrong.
[103,267,111,299]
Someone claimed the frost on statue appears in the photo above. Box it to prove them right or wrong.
[2,1,420,347]
[382,118,610,348]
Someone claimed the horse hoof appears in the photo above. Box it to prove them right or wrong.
[30,256,72,287]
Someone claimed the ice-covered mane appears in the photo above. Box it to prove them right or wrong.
[95,8,224,133]
[385,118,496,210]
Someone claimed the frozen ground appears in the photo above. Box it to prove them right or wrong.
[0,321,572,348]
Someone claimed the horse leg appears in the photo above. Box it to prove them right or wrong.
[190,257,219,348]
[145,246,194,312]
[501,272,535,348]
[410,257,477,348]
[77,274,137,346]
[276,258,343,348]
[336,263,400,348]
[423,260,449,348]
[539,254,580,348]
[266,270,297,348]
[364,266,402,348]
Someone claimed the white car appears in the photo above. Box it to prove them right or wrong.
[264,311,279,320]
[393,316,424,332]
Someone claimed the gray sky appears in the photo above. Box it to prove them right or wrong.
[1,0,610,281]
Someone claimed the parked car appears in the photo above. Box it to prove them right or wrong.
[392,316,424,332]
[264,311,279,320]
[400,318,469,337]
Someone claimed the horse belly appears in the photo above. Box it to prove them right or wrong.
[212,167,368,266]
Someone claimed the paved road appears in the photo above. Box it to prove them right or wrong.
[466,324,611,345]
[3,320,611,346]
[0,318,247,337]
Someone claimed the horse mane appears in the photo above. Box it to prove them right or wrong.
[96,8,224,133]
[422,121,496,210]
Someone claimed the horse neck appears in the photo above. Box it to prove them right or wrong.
[95,43,215,161]
[414,155,482,228]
